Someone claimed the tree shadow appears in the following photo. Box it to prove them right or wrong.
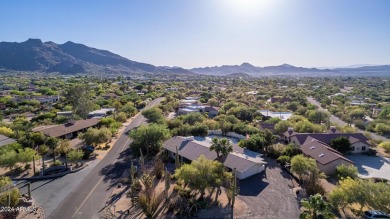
[99,160,128,184]
[118,147,132,160]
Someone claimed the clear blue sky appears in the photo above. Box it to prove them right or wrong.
[1,0,389,68]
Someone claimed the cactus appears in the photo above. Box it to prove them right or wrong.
[130,160,136,184]
[139,148,145,172]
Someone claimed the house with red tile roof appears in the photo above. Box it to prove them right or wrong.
[283,126,370,154]
[282,126,367,174]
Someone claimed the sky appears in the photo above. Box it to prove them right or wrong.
[1,0,390,68]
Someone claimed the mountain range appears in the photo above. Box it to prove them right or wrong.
[0,39,389,76]
[0,39,191,74]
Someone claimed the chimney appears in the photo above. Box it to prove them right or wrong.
[330,126,336,133]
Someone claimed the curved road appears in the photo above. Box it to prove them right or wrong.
[307,97,388,142]
[21,97,164,219]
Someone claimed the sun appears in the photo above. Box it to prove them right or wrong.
[226,0,273,15]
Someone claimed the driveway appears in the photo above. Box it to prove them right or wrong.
[238,157,300,219]
[346,154,390,181]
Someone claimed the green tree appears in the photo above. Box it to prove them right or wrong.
[122,102,137,117]
[379,141,390,153]
[0,126,14,137]
[142,107,165,124]
[336,164,358,180]
[79,127,112,146]
[64,84,95,118]
[115,112,128,123]
[67,149,83,165]
[55,139,71,155]
[275,120,293,134]
[300,194,335,219]
[210,138,232,160]
[182,112,205,125]
[174,155,226,198]
[129,124,171,157]
[17,148,38,167]
[330,137,351,153]
[291,154,319,185]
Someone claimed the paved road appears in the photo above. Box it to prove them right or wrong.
[307,97,388,142]
[20,97,163,219]
[238,157,300,219]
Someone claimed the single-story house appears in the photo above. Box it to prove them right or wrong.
[177,105,219,118]
[258,110,292,121]
[163,136,266,180]
[56,111,73,117]
[283,127,370,154]
[34,118,100,139]
[300,136,355,174]
[0,134,16,147]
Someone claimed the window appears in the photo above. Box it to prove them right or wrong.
[362,146,366,151]
[350,147,355,151]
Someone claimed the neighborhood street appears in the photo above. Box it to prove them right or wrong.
[20,97,163,219]
[306,97,388,142]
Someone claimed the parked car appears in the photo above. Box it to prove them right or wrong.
[364,210,390,219]
[82,145,95,152]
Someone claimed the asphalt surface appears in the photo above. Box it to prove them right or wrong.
[238,157,300,219]
[306,97,388,142]
[20,97,163,219]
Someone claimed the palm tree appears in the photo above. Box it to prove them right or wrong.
[210,138,232,160]
[210,138,222,159]
[300,194,335,219]
[219,138,233,160]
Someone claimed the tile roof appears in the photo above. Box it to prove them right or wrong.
[163,136,262,173]
[301,136,354,165]
[0,134,16,147]
[36,118,100,138]
[290,133,369,146]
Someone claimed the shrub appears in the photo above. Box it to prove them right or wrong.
[173,184,181,191]
[178,188,192,198]
[379,141,390,153]
[277,155,291,165]
[336,164,358,180]
[51,160,62,167]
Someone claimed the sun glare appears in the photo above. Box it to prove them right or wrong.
[226,0,273,15]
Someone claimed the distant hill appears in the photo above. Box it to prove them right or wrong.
[1,39,389,76]
[191,63,330,76]
[0,39,191,74]
[191,63,390,77]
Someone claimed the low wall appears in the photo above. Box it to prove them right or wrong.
[12,164,88,181]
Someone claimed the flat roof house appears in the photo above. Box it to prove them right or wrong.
[34,118,100,139]
[163,136,266,180]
